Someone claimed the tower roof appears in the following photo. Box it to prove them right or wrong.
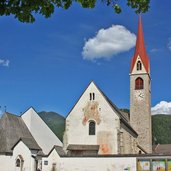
[130,16,150,73]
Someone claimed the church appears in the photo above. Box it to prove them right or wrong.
[0,16,170,171]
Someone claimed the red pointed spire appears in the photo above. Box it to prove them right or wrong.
[130,16,150,73]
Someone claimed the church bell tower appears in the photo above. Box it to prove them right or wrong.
[130,16,152,153]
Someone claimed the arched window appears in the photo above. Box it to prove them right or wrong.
[16,159,21,167]
[137,61,142,71]
[89,121,96,135]
[135,77,144,90]
[15,155,24,168]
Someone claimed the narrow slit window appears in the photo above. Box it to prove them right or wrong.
[90,93,92,100]
[92,93,95,100]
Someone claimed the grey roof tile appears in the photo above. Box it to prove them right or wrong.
[153,144,171,154]
[0,112,41,153]
[12,137,41,151]
[67,144,99,151]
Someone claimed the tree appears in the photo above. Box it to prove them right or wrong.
[0,0,150,23]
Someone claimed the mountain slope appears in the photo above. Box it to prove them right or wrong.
[38,111,65,142]
[152,114,171,144]
[120,109,171,144]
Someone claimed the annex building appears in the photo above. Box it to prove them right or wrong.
[0,16,171,171]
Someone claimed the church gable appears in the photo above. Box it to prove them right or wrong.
[66,81,120,121]
[12,141,36,171]
[131,55,148,74]
[11,138,41,152]
[65,81,124,154]
[21,107,62,154]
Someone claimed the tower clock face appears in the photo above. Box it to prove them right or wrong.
[135,90,144,100]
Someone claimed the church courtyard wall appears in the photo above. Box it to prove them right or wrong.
[0,155,13,171]
[42,154,171,171]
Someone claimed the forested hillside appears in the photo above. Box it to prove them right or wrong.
[152,114,171,144]
[38,111,65,142]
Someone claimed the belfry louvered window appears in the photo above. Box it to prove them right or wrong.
[89,121,96,135]
[135,77,144,90]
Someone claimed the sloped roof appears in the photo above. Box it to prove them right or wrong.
[130,16,150,73]
[47,145,66,157]
[153,144,171,155]
[54,146,66,156]
[67,144,99,151]
[67,81,138,138]
[95,84,138,138]
[0,112,41,154]
[12,137,41,151]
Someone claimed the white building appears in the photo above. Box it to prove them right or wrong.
[0,108,62,171]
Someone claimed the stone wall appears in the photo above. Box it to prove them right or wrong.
[130,56,152,153]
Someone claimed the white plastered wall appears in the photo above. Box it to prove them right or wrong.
[42,154,137,171]
[0,155,13,171]
[21,108,63,154]
[131,55,147,74]
[42,149,61,171]
[12,141,35,171]
[64,82,120,154]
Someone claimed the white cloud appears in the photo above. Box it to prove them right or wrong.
[167,38,171,50]
[82,25,136,61]
[151,101,171,115]
[0,59,10,67]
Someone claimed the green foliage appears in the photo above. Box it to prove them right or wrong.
[152,114,171,144]
[121,109,171,144]
[127,0,150,14]
[0,0,150,23]
[38,111,65,142]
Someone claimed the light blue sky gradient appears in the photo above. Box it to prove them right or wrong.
[0,1,171,116]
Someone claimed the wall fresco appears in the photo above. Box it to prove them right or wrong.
[137,160,150,171]
[97,131,112,154]
[82,101,101,125]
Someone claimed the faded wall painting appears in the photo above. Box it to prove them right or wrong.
[97,131,113,154]
[152,160,166,171]
[137,160,150,171]
[82,101,101,125]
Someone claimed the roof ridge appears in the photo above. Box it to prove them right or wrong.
[4,112,20,117]
[94,84,138,137]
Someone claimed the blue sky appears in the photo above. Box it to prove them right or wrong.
[0,0,171,116]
